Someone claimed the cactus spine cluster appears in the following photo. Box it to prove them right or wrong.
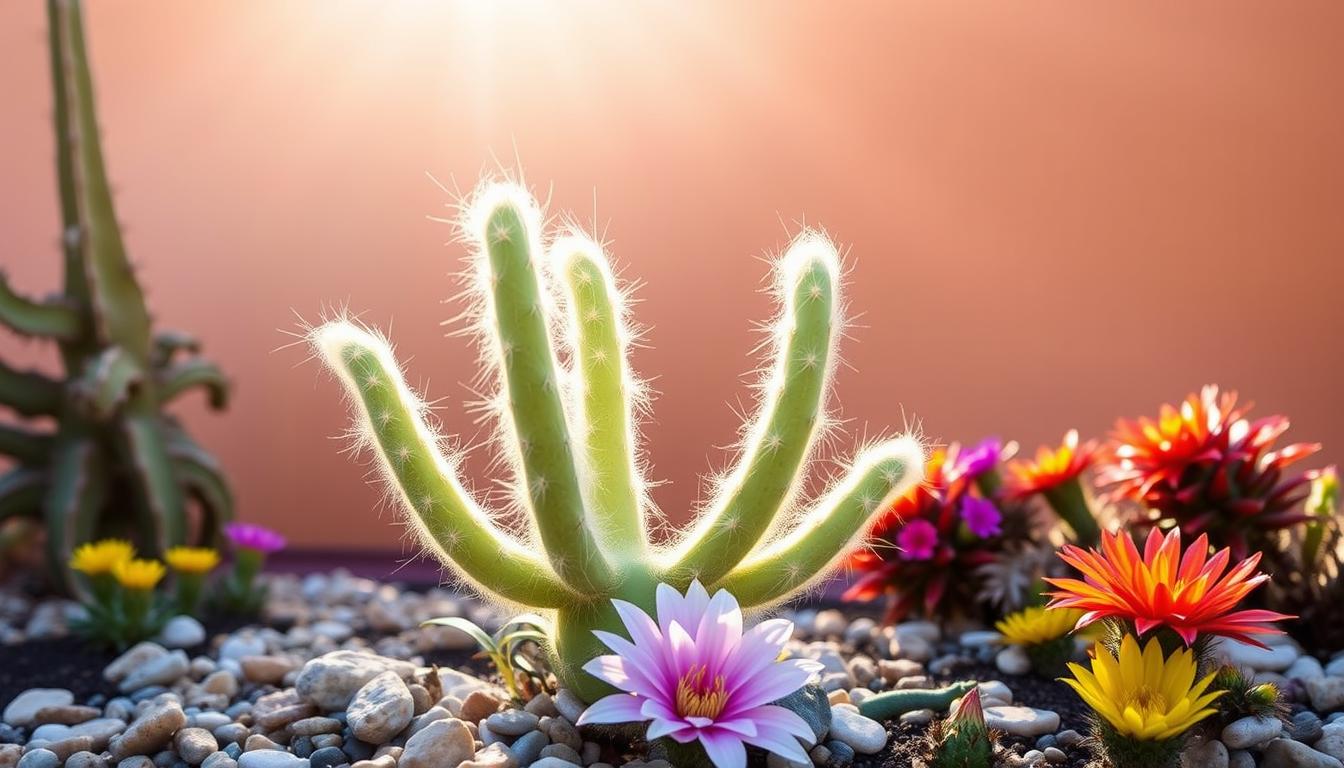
[314,181,924,701]
[0,0,232,589]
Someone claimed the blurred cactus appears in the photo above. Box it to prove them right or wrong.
[313,181,924,701]
[0,0,232,590]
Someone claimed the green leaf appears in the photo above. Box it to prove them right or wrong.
[0,273,80,339]
[422,616,498,654]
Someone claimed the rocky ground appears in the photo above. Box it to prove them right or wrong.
[1,572,1342,768]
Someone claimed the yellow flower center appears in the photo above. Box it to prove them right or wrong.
[675,665,728,720]
[1127,685,1168,715]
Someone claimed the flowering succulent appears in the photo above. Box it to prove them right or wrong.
[1100,385,1321,559]
[1046,528,1291,648]
[577,582,819,768]
[927,687,995,768]
[68,541,169,649]
[1008,430,1101,544]
[216,522,286,615]
[1061,636,1222,766]
[165,546,221,614]
[996,606,1083,676]
[846,440,1027,622]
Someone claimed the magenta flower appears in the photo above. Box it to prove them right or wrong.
[960,496,1002,538]
[897,518,939,560]
[224,523,286,553]
[576,582,820,768]
[949,437,1003,481]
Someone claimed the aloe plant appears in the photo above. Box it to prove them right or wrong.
[0,0,232,590]
[313,182,924,701]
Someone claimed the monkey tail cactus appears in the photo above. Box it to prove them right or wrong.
[313,181,924,701]
[0,0,232,590]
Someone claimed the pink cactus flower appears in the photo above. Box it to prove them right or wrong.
[897,518,939,560]
[577,581,820,768]
[224,523,286,553]
[960,496,1003,538]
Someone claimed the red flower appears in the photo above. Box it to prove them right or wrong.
[1045,528,1292,648]
[1007,429,1098,498]
[1099,385,1320,559]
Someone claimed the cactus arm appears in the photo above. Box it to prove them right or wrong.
[477,197,613,592]
[121,409,186,552]
[859,681,977,721]
[315,322,578,607]
[156,358,229,410]
[716,436,925,607]
[44,434,107,592]
[554,238,645,560]
[49,0,152,359]
[0,468,48,522]
[0,362,63,417]
[152,330,201,367]
[0,424,56,464]
[670,235,839,584]
[170,448,234,545]
[0,274,80,340]
[72,345,142,420]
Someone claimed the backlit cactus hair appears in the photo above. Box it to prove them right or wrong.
[311,180,924,701]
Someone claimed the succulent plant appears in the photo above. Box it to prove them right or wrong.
[843,439,1032,623]
[312,181,923,701]
[1099,385,1320,560]
[926,687,996,768]
[0,0,232,590]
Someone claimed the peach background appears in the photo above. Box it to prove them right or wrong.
[2,2,1340,552]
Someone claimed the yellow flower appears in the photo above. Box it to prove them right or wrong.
[165,546,221,574]
[1061,636,1223,741]
[113,558,166,591]
[70,539,134,576]
[996,606,1083,646]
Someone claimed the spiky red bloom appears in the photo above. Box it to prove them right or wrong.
[1007,429,1098,498]
[1045,528,1292,648]
[844,442,1011,622]
[1099,385,1320,559]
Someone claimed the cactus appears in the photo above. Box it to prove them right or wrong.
[313,181,924,701]
[858,681,978,721]
[0,0,232,590]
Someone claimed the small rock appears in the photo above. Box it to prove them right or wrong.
[1317,724,1344,762]
[218,636,266,662]
[1042,747,1068,765]
[399,719,474,768]
[995,646,1031,676]
[960,631,1003,649]
[877,659,922,684]
[1290,712,1324,743]
[1215,639,1300,672]
[110,701,186,761]
[201,755,237,768]
[240,657,296,686]
[1288,657,1327,682]
[347,671,414,744]
[289,719,342,737]
[813,610,847,638]
[484,710,539,738]
[982,706,1060,738]
[294,651,416,711]
[1230,750,1255,768]
[306,747,346,768]
[251,690,316,731]
[235,754,306,768]
[16,750,61,768]
[65,752,108,768]
[899,709,933,725]
[552,690,586,725]
[1223,716,1283,749]
[508,730,547,765]
[174,728,219,765]
[528,760,579,768]
[157,617,206,649]
[772,685,831,746]
[1181,737,1229,768]
[36,706,100,726]
[1307,678,1344,712]
[828,707,886,755]
[104,644,168,684]
[1262,738,1343,768]
[120,652,189,693]
[4,689,74,727]
[459,743,514,768]
[459,691,502,724]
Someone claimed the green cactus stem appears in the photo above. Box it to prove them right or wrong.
[858,681,978,721]
[0,0,232,589]
[314,181,924,701]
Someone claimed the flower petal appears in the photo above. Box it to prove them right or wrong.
[577,693,647,726]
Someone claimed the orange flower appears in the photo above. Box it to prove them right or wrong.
[1007,429,1098,498]
[1045,528,1292,648]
